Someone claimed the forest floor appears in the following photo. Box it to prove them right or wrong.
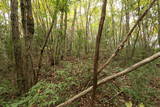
[0,55,160,107]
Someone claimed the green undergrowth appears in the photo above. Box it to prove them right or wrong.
[122,60,160,106]
[98,60,160,106]
[0,57,159,107]
[0,59,93,107]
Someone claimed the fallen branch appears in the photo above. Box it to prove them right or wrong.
[56,52,160,107]
[97,0,157,74]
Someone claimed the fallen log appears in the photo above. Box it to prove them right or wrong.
[56,52,160,107]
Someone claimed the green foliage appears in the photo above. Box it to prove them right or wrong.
[4,64,85,107]
[0,80,16,106]
[0,0,10,12]
[0,80,12,95]
[121,62,160,106]
[50,0,71,13]
[73,29,86,56]
[10,81,67,107]
[4,35,14,61]
[0,0,159,106]
[0,80,15,97]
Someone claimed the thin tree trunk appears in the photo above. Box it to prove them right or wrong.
[11,0,25,94]
[158,0,160,48]
[64,11,68,54]
[60,12,64,60]
[54,12,64,63]
[92,0,107,106]
[68,8,77,55]
[110,0,116,47]
[125,0,130,60]
[130,0,141,58]
[119,3,123,42]
[85,0,91,54]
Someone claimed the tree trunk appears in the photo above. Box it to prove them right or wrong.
[59,12,64,60]
[125,0,130,60]
[158,0,160,48]
[68,8,77,55]
[110,0,116,47]
[92,0,107,106]
[85,0,91,54]
[20,0,36,92]
[64,11,68,54]
[11,0,25,94]
[130,0,141,58]
[54,12,64,64]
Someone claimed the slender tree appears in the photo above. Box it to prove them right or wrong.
[84,0,91,54]
[11,0,25,94]
[158,0,160,48]
[64,11,68,54]
[68,7,77,55]
[131,0,141,58]
[110,0,116,47]
[125,0,130,60]
[92,0,107,106]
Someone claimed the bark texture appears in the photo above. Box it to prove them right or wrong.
[158,0,160,48]
[92,0,107,106]
[11,0,25,94]
[20,0,35,91]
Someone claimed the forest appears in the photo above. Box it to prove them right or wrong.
[0,0,160,106]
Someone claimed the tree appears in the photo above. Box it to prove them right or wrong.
[158,0,160,48]
[68,7,77,55]
[84,0,91,54]
[92,0,107,106]
[20,0,36,91]
[10,0,25,94]
[124,0,131,60]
